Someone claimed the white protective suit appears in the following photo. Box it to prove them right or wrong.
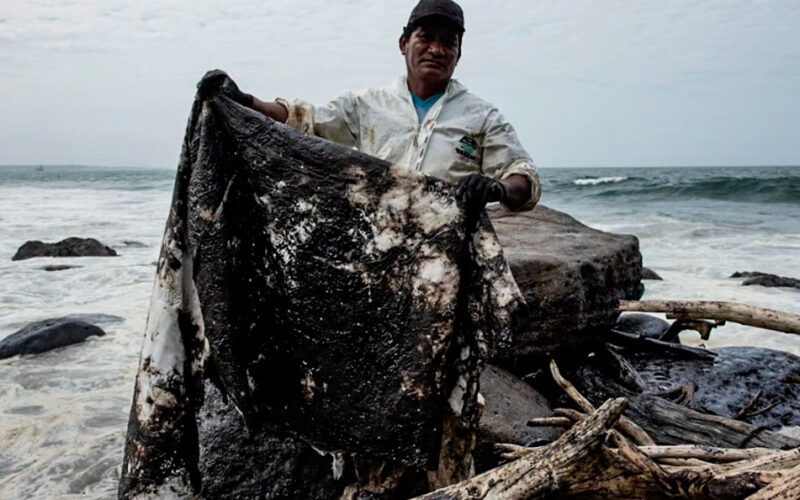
[278,76,541,211]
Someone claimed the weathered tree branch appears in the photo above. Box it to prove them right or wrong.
[624,393,798,450]
[412,398,627,499]
[619,300,800,335]
[736,390,764,420]
[526,417,572,427]
[549,359,656,446]
[642,445,777,463]
[746,462,800,499]
[424,403,799,499]
[420,352,800,500]
[498,442,780,465]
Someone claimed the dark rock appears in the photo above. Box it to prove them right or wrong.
[475,364,561,471]
[743,275,800,290]
[197,381,343,499]
[490,205,643,364]
[731,271,770,278]
[12,237,118,261]
[628,346,800,430]
[40,265,82,272]
[0,318,106,359]
[641,266,663,280]
[121,240,148,248]
[731,271,800,289]
[614,313,670,340]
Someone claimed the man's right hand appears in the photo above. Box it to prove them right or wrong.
[196,69,253,108]
[456,174,506,212]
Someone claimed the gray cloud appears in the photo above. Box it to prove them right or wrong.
[0,0,798,167]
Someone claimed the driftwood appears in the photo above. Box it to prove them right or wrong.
[415,360,800,499]
[619,300,800,335]
[406,302,800,498]
[734,390,780,421]
[411,398,628,499]
[621,392,798,450]
[548,359,655,446]
[521,427,793,465]
[747,462,800,499]
[565,364,800,450]
[629,445,776,462]
[527,417,571,427]
[556,357,798,447]
[417,399,800,499]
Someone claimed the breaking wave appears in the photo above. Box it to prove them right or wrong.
[548,168,800,205]
[573,176,628,186]
[613,175,800,204]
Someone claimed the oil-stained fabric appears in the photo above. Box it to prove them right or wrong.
[118,92,526,498]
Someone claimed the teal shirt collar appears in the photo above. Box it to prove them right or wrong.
[411,91,444,123]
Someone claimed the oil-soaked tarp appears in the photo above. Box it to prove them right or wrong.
[119,92,525,498]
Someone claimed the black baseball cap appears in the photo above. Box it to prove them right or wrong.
[405,0,465,34]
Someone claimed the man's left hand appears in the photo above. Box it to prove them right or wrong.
[456,174,506,214]
[196,69,253,108]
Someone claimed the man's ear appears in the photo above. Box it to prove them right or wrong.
[399,35,408,55]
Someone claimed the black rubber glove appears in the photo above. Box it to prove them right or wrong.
[196,69,253,107]
[456,174,507,215]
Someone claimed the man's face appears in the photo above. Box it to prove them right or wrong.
[400,22,461,89]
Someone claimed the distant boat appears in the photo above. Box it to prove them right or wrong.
[35,165,44,171]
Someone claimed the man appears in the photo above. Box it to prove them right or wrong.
[199,0,541,216]
[196,1,538,495]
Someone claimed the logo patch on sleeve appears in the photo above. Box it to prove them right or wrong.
[455,136,479,161]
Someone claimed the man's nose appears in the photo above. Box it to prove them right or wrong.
[427,41,445,57]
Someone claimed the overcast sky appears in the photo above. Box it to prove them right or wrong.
[1,0,799,168]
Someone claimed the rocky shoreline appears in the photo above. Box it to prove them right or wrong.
[5,205,799,499]
[162,206,800,498]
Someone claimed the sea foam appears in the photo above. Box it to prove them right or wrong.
[573,176,628,186]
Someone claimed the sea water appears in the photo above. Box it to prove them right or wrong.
[0,165,798,498]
